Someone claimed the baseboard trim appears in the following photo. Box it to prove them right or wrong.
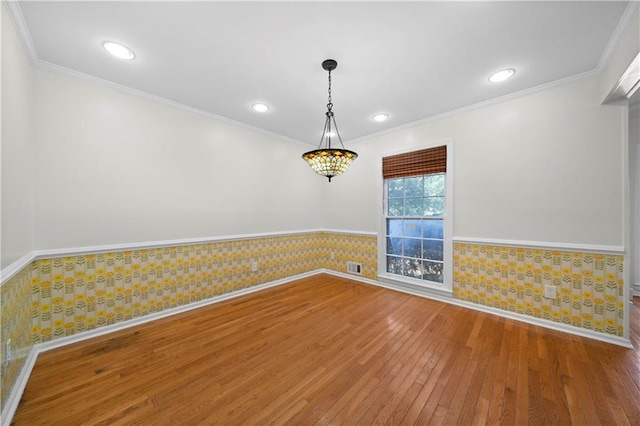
[35,270,317,353]
[0,347,38,426]
[454,299,632,348]
[322,269,633,349]
[0,270,316,425]
[2,268,632,425]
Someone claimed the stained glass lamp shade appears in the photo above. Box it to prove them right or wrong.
[302,148,358,182]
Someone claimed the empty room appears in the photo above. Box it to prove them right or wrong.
[2,1,640,424]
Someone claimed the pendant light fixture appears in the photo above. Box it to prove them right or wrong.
[302,59,358,182]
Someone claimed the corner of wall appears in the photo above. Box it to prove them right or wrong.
[1,2,36,269]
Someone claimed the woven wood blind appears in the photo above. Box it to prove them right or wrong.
[382,145,446,179]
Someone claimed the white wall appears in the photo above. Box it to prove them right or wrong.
[33,69,325,250]
[1,10,34,268]
[324,76,625,247]
[5,4,636,254]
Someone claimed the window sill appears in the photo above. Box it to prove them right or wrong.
[377,273,453,298]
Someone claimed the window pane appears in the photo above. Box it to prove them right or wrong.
[404,197,423,216]
[386,237,402,255]
[384,170,447,285]
[424,196,445,216]
[422,240,444,261]
[424,174,445,196]
[386,219,402,236]
[422,219,443,239]
[402,259,422,279]
[404,176,423,197]
[387,256,402,275]
[388,179,404,198]
[423,261,444,283]
[403,219,422,237]
[388,198,403,216]
[403,238,421,258]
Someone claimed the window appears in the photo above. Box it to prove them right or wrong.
[380,145,451,290]
[385,174,445,282]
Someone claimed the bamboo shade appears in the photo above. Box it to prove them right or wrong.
[382,145,446,179]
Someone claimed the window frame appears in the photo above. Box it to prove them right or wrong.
[378,142,453,294]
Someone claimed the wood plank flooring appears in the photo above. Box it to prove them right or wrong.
[12,274,640,425]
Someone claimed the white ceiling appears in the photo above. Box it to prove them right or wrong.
[11,1,633,146]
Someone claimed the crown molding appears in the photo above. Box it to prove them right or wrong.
[7,0,637,149]
[34,59,310,148]
[348,69,597,146]
[3,0,38,64]
[596,1,640,73]
[4,0,306,147]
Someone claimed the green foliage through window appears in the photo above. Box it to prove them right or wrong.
[385,173,445,283]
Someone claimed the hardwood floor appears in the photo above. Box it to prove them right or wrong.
[12,274,640,425]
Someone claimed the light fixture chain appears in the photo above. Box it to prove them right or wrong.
[327,70,333,110]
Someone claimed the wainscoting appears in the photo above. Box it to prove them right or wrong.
[11,274,640,424]
[454,243,625,336]
[0,230,376,417]
[1,230,630,422]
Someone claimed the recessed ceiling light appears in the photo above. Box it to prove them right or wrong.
[102,41,135,60]
[373,113,389,122]
[252,103,270,112]
[489,69,515,83]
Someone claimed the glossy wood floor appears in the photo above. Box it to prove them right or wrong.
[13,274,640,425]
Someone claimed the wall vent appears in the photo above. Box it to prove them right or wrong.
[346,261,362,275]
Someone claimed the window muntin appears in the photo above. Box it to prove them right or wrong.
[385,173,445,284]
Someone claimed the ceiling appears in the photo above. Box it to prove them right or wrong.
[11,1,633,146]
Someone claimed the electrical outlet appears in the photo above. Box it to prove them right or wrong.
[251,261,258,272]
[544,285,557,299]
[6,339,13,363]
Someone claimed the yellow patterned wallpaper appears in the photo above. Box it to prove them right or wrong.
[1,232,627,414]
[1,266,33,411]
[321,233,378,281]
[22,232,376,344]
[30,234,326,343]
[453,243,625,336]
